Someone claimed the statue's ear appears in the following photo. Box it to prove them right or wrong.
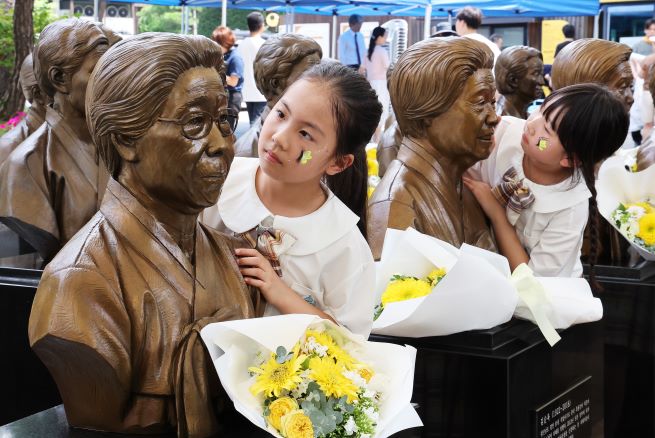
[48,66,69,94]
[507,73,519,90]
[111,133,138,163]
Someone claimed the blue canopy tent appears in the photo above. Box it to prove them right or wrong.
[113,0,599,52]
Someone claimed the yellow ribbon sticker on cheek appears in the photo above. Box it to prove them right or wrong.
[537,138,549,151]
[300,150,313,165]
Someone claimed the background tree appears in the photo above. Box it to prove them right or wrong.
[0,0,58,119]
[137,5,182,33]
[197,8,257,37]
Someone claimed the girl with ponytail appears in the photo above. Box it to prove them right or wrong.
[464,83,629,286]
[210,61,382,336]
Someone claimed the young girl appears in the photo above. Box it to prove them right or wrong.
[204,61,382,337]
[464,83,629,280]
[365,26,391,142]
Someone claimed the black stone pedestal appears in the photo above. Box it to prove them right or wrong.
[586,260,655,438]
[372,320,603,438]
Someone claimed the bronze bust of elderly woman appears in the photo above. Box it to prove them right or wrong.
[494,45,544,119]
[368,37,498,259]
[551,38,634,265]
[28,33,257,437]
[0,18,120,261]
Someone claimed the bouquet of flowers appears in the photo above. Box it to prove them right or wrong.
[373,268,446,321]
[201,315,422,438]
[609,200,655,254]
[0,111,26,136]
[597,158,655,261]
[371,228,518,337]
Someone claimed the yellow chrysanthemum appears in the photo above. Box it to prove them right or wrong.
[367,158,379,177]
[637,213,655,246]
[267,397,299,432]
[634,202,655,214]
[367,186,375,198]
[309,356,360,403]
[426,268,447,286]
[305,329,358,370]
[381,278,432,306]
[366,148,377,161]
[281,410,314,438]
[359,368,374,383]
[249,347,306,398]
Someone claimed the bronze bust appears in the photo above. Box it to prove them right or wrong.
[368,37,498,259]
[494,46,544,119]
[0,18,120,261]
[0,54,49,164]
[552,38,634,264]
[552,38,634,110]
[29,33,256,436]
[637,61,655,170]
[234,34,322,157]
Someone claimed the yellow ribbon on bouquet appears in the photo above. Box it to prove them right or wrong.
[511,263,561,347]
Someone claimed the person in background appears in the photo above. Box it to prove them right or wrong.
[366,26,390,142]
[455,6,500,62]
[238,12,267,125]
[212,26,243,118]
[632,18,655,56]
[490,33,503,51]
[338,14,366,74]
[554,24,575,58]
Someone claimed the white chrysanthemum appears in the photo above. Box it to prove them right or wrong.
[342,370,367,389]
[627,206,646,219]
[344,416,358,435]
[290,370,312,398]
[363,406,379,422]
[306,337,328,357]
[363,389,376,399]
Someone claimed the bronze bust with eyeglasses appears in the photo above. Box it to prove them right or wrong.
[28,33,257,436]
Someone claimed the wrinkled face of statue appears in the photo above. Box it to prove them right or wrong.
[517,56,544,100]
[133,67,234,214]
[69,46,105,117]
[608,60,634,110]
[425,69,499,163]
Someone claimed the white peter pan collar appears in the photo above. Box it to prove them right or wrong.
[218,157,360,256]
[496,117,591,214]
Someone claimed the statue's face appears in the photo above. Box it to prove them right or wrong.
[69,46,105,117]
[425,69,499,163]
[132,66,234,214]
[516,56,544,101]
[608,60,634,110]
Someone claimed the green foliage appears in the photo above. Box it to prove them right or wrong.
[196,7,271,37]
[0,0,58,70]
[137,5,182,34]
[0,4,13,69]
[33,0,60,36]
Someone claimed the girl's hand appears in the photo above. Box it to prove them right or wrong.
[462,175,505,223]
[235,248,289,304]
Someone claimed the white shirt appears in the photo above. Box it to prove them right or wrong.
[338,28,366,67]
[473,117,591,277]
[202,158,376,337]
[365,45,390,81]
[236,35,266,102]
[464,32,501,63]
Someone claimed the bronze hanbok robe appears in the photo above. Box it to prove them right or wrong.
[0,107,109,260]
[28,178,256,437]
[0,108,45,164]
[368,138,497,260]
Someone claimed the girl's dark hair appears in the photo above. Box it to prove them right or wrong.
[541,83,629,290]
[368,26,386,61]
[300,61,382,239]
